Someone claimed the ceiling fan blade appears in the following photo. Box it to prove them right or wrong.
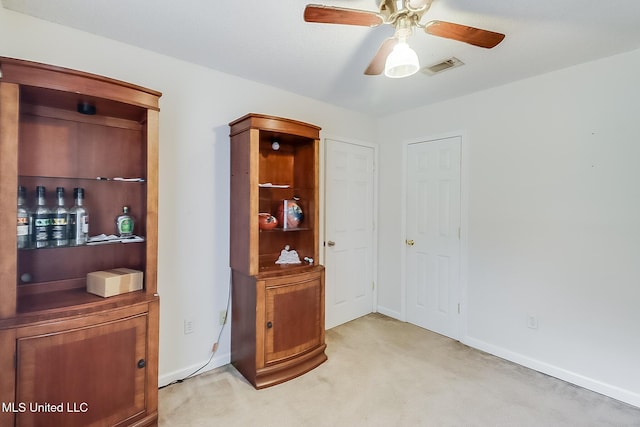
[424,20,505,48]
[364,38,398,75]
[304,4,383,27]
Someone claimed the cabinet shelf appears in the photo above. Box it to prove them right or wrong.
[0,290,153,332]
[258,186,313,190]
[259,227,311,233]
[17,287,146,316]
[18,238,145,249]
[19,176,147,183]
[18,288,116,314]
[257,263,318,277]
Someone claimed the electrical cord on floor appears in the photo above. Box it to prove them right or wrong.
[159,271,232,390]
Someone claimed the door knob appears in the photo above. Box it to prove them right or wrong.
[327,240,336,247]
[406,239,415,246]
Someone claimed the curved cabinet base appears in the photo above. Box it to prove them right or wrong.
[252,344,327,389]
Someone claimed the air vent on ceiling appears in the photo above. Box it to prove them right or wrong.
[421,57,464,76]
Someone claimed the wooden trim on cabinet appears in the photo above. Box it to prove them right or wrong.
[145,109,159,295]
[230,128,260,276]
[254,344,327,389]
[229,113,321,140]
[0,82,19,318]
[145,298,160,417]
[248,129,260,276]
[0,328,17,427]
[0,57,160,111]
[230,270,258,384]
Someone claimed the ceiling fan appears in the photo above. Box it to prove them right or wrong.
[304,0,505,78]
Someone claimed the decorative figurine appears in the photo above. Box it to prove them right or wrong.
[275,245,301,264]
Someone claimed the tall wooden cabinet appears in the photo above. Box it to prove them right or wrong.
[0,57,161,427]
[229,114,327,389]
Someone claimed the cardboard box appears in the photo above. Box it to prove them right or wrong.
[87,268,143,297]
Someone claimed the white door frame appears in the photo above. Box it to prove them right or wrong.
[321,136,379,317]
[400,131,470,339]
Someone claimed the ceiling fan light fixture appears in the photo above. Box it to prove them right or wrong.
[384,41,420,78]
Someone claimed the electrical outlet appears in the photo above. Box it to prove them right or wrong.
[219,310,227,326]
[526,315,538,330]
[184,318,194,335]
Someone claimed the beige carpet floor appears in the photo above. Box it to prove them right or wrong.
[159,313,640,426]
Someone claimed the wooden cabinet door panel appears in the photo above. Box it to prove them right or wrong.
[16,314,147,427]
[265,275,322,364]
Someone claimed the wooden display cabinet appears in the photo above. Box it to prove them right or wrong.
[229,114,327,389]
[0,57,161,427]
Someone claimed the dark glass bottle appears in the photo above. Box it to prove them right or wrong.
[116,206,134,237]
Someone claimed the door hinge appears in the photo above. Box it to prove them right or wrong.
[458,227,461,239]
[457,303,461,314]
[372,281,375,290]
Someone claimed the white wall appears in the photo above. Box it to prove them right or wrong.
[376,48,640,406]
[0,6,377,385]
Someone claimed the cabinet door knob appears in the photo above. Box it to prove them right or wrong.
[137,359,146,369]
[266,321,273,329]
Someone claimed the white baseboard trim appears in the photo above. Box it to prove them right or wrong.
[158,351,230,388]
[376,305,402,321]
[462,336,640,408]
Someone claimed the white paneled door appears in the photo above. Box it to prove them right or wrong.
[325,139,375,329]
[405,136,461,339]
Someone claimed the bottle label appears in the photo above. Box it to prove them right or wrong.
[69,213,88,242]
[69,214,78,239]
[50,214,68,240]
[33,214,50,241]
[17,217,29,236]
[82,215,89,234]
[119,218,133,234]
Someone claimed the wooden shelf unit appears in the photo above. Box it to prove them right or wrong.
[229,113,327,389]
[0,57,161,427]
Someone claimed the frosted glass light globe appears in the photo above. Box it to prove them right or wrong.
[384,42,420,78]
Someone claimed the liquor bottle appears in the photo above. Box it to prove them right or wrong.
[116,206,134,237]
[17,185,31,249]
[68,188,89,246]
[50,187,69,247]
[31,186,51,248]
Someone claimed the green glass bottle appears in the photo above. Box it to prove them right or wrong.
[116,206,134,237]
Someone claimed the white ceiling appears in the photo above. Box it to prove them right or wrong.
[3,0,640,117]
